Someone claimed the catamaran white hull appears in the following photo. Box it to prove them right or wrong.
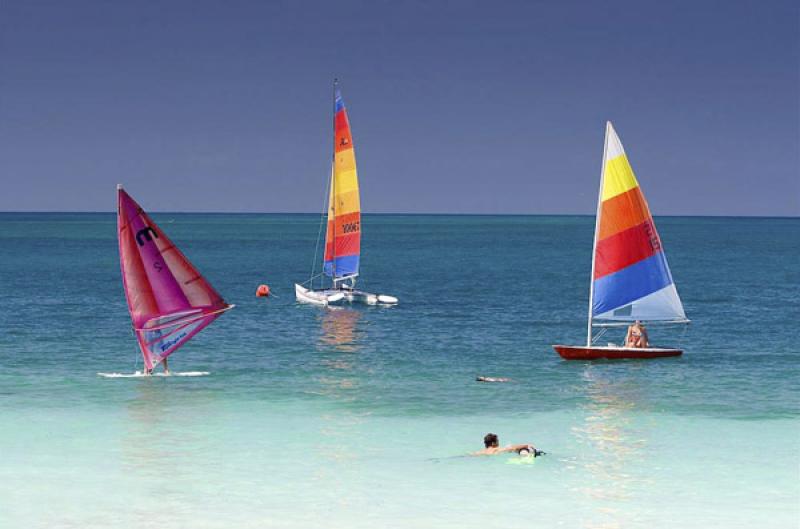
[294,284,398,306]
[294,284,345,306]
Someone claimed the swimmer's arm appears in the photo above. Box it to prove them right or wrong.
[502,444,534,453]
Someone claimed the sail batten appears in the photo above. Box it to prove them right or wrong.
[590,123,686,323]
[117,187,231,371]
[323,87,361,279]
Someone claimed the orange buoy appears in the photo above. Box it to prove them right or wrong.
[256,284,270,297]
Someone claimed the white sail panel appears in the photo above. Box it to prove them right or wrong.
[594,283,687,322]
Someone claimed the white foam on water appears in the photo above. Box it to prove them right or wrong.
[97,371,210,378]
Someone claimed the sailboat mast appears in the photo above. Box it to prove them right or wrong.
[586,122,611,346]
[331,78,338,287]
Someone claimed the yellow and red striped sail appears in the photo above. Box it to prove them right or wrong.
[323,88,361,279]
[591,122,686,322]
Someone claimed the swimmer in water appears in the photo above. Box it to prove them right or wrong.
[476,376,510,383]
[472,433,539,456]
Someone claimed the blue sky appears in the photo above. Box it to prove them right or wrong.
[1,0,797,215]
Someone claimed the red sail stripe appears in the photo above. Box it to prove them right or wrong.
[330,211,360,233]
[594,219,662,279]
[324,212,360,247]
[335,112,353,153]
[324,232,361,260]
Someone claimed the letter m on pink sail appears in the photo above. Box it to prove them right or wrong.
[117,186,232,371]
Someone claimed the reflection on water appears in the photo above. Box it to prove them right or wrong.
[312,308,371,513]
[119,381,211,525]
[123,381,178,472]
[119,382,179,524]
[313,308,367,401]
[572,365,652,528]
[311,410,370,513]
[317,307,365,353]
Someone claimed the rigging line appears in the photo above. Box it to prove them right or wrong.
[302,271,325,287]
[590,327,608,346]
[310,163,332,291]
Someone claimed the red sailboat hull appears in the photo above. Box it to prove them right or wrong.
[553,345,682,360]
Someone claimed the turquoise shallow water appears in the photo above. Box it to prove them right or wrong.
[0,213,798,528]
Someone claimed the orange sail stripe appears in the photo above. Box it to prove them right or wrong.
[328,211,360,234]
[594,219,662,279]
[598,186,653,241]
[324,213,361,246]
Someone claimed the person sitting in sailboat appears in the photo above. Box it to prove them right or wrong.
[625,321,649,348]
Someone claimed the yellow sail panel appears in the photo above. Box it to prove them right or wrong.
[601,154,640,201]
[334,167,359,194]
[335,149,357,173]
[601,123,641,201]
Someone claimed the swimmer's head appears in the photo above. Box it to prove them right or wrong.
[484,433,499,448]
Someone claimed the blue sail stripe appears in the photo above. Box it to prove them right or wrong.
[335,90,345,112]
[323,255,359,278]
[592,251,674,316]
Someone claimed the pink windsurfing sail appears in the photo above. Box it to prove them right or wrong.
[117,185,232,371]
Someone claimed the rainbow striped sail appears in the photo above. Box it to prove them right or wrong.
[590,122,686,323]
[323,88,361,280]
[117,186,232,372]
[295,82,397,306]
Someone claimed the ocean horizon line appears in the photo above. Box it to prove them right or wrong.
[0,210,798,219]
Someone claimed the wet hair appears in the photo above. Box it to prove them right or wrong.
[484,433,499,448]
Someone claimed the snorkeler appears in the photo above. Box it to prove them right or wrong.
[472,433,544,456]
[476,376,510,383]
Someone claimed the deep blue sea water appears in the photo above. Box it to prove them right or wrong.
[1,213,798,528]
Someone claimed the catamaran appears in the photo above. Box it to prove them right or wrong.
[295,82,398,306]
[117,185,233,373]
[553,122,689,360]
